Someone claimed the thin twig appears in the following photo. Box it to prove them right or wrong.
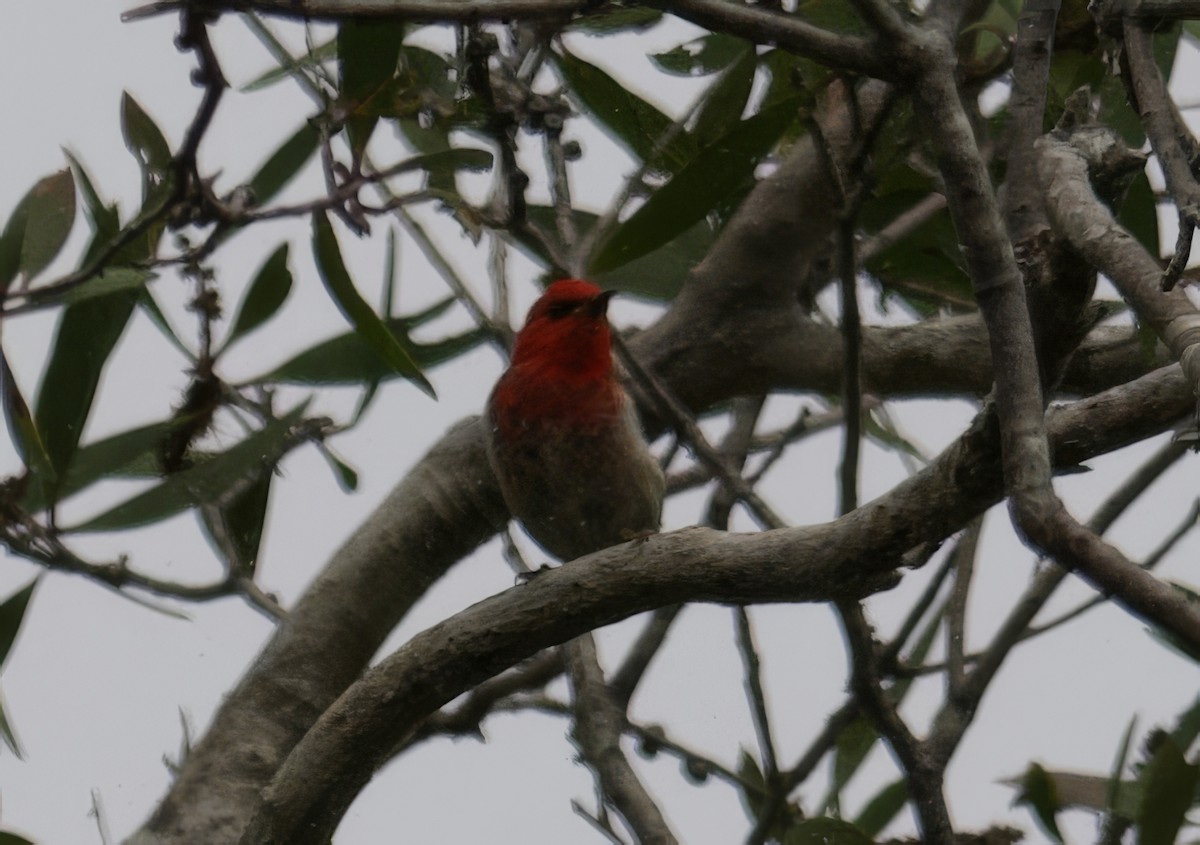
[611,334,787,530]
[945,517,982,694]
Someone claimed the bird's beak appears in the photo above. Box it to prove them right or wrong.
[588,289,617,318]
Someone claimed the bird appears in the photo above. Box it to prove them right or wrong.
[485,279,665,562]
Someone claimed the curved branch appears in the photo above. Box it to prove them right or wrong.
[129,73,1178,845]
[242,362,1191,843]
[1037,129,1200,397]
[243,525,898,843]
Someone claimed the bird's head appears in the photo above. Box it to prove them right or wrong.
[510,279,617,380]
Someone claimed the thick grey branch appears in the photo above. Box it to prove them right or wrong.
[565,635,678,845]
[1037,130,1200,397]
[241,363,1191,843]
[243,526,898,844]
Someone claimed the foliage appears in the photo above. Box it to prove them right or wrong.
[2,1,1199,843]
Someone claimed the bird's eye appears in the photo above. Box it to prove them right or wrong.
[545,300,578,319]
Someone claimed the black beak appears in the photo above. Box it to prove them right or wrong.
[587,289,617,318]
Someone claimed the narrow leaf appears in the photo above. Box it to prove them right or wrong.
[736,748,766,821]
[853,778,908,836]
[121,92,174,208]
[823,715,878,811]
[0,348,56,494]
[0,694,24,759]
[519,205,709,301]
[199,467,273,577]
[338,19,405,162]
[1012,763,1065,843]
[34,287,139,481]
[553,49,695,173]
[565,6,662,34]
[0,169,76,289]
[71,403,309,533]
[692,43,757,149]
[1137,737,1199,845]
[21,420,175,512]
[590,97,800,273]
[0,199,28,296]
[225,244,293,348]
[651,33,749,76]
[318,443,359,492]
[393,147,493,179]
[0,579,37,670]
[781,818,873,845]
[1108,716,1137,817]
[65,151,121,265]
[1170,695,1200,753]
[60,267,153,305]
[247,123,320,206]
[242,37,336,92]
[261,326,486,385]
[311,210,434,396]
[135,287,192,359]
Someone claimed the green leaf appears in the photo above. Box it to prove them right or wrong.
[1012,763,1065,843]
[65,151,121,265]
[60,267,154,305]
[338,19,405,163]
[692,43,757,149]
[0,579,37,671]
[0,169,76,292]
[199,467,273,576]
[651,32,748,76]
[736,748,767,821]
[0,829,35,845]
[822,715,878,812]
[20,420,174,512]
[318,442,359,492]
[224,244,293,349]
[853,779,908,837]
[0,348,56,496]
[248,123,320,207]
[70,403,310,533]
[405,147,493,179]
[589,97,800,273]
[1118,170,1159,255]
[1170,695,1200,753]
[893,594,948,700]
[594,219,709,301]
[781,817,873,845]
[794,0,867,33]
[261,324,486,385]
[138,288,193,358]
[348,228,399,426]
[759,49,817,111]
[34,285,139,482]
[553,49,696,173]
[242,37,336,92]
[567,5,662,34]
[121,92,174,209]
[311,210,434,396]
[1108,716,1137,818]
[0,694,24,759]
[0,195,28,297]
[1137,737,1199,845]
[518,206,707,301]
[862,167,973,311]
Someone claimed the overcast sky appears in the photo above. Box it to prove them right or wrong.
[1,5,1198,844]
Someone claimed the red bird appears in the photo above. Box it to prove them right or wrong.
[486,279,665,561]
